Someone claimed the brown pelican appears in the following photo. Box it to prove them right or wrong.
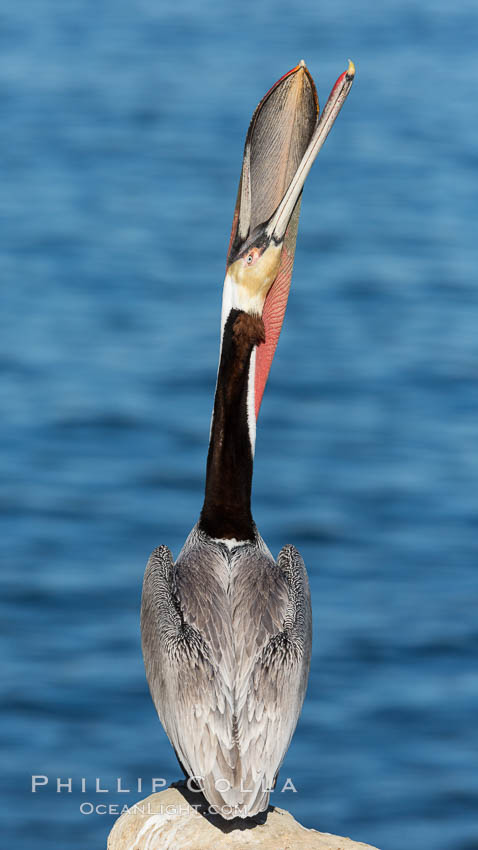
[141,60,355,819]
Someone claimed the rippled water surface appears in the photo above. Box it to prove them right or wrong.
[1,1,477,848]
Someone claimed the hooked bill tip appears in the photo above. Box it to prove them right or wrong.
[346,58,356,79]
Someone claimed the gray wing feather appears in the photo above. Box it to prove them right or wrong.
[141,539,239,813]
[141,546,232,775]
[234,544,312,810]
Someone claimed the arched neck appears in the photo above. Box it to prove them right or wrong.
[199,309,264,541]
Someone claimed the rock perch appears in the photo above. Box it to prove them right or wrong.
[107,786,379,850]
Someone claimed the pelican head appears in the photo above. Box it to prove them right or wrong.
[223,59,355,416]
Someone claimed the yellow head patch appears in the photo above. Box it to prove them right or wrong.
[227,243,282,314]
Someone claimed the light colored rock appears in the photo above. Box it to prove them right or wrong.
[107,785,380,850]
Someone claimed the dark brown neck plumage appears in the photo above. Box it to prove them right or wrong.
[199,308,265,541]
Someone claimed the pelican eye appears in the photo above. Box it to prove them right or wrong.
[246,254,253,265]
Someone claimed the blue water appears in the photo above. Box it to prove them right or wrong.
[1,1,477,848]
